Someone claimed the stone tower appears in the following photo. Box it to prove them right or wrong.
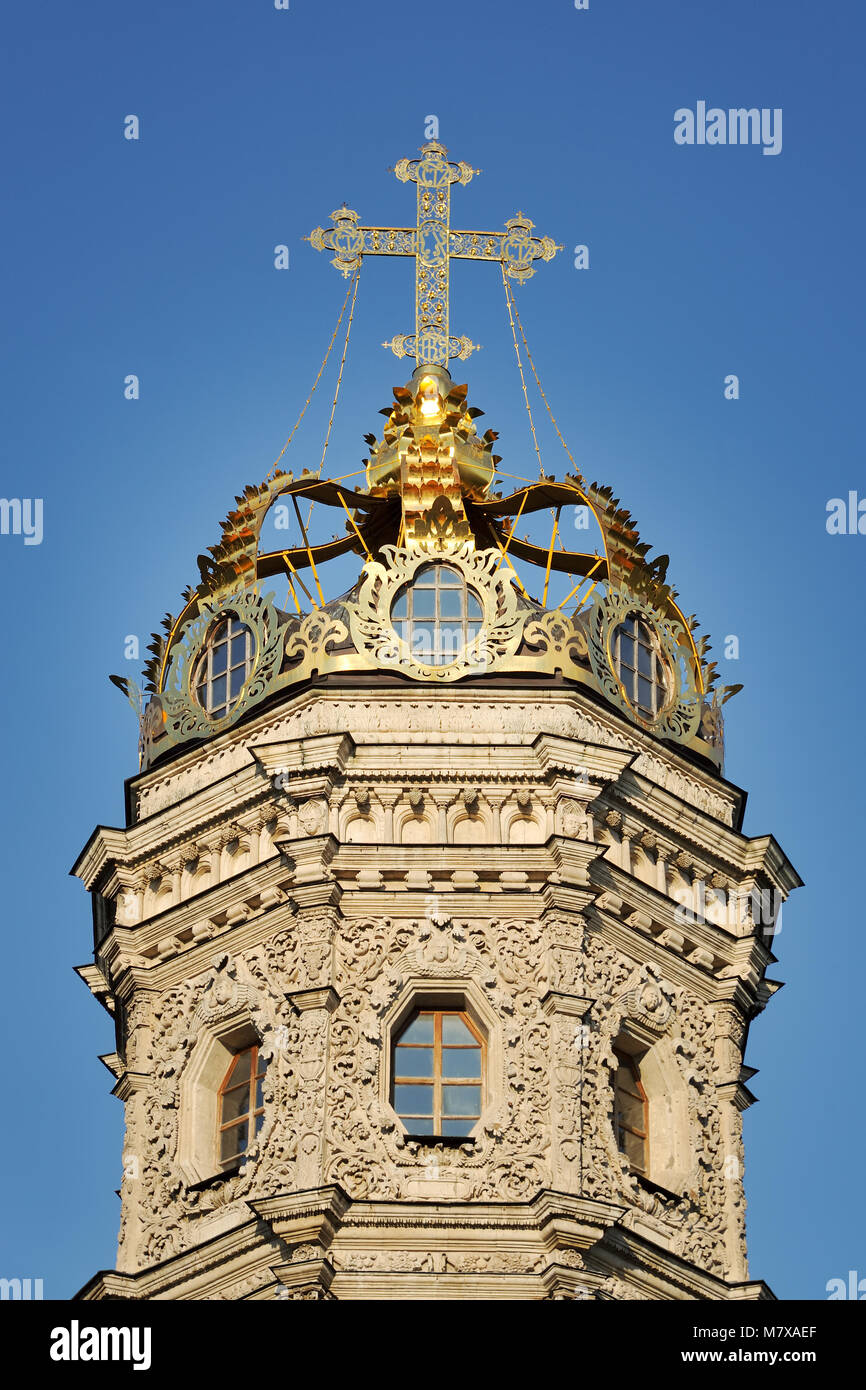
[74,144,800,1301]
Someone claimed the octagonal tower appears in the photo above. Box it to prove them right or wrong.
[73,145,800,1301]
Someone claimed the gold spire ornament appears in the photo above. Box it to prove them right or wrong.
[307,141,562,369]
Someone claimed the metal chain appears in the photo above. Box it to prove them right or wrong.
[501,263,545,481]
[267,268,359,481]
[317,263,361,477]
[505,276,586,487]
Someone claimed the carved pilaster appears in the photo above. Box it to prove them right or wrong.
[288,986,340,1189]
[541,990,594,1193]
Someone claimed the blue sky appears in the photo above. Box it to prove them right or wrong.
[1,0,863,1298]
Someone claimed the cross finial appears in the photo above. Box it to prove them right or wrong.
[308,142,562,369]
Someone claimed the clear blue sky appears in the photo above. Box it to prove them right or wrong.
[2,0,862,1299]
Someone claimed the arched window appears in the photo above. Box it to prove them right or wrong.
[391,564,482,667]
[613,1046,648,1175]
[194,616,254,720]
[612,615,668,720]
[217,1046,266,1168]
[392,1009,484,1137]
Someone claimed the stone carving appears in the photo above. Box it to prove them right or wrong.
[112,890,743,1285]
[560,797,592,841]
[615,963,675,1036]
[194,953,252,1026]
[118,919,346,1267]
[334,1249,545,1273]
[297,798,328,836]
[323,914,550,1203]
[136,696,736,825]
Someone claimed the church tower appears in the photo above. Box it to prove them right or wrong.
[74,143,800,1301]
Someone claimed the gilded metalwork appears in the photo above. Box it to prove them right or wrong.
[348,544,523,683]
[308,142,562,368]
[143,587,284,762]
[586,585,701,743]
[115,148,739,774]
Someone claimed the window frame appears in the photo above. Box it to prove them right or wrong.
[216,1044,266,1169]
[612,614,669,720]
[391,563,483,668]
[391,1007,486,1139]
[613,1045,649,1176]
[193,614,255,721]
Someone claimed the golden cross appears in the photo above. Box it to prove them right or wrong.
[307,141,562,370]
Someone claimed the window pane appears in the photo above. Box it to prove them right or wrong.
[412,589,436,618]
[437,624,462,659]
[221,1085,250,1125]
[404,1117,434,1135]
[254,1110,265,1136]
[614,1058,639,1087]
[441,1118,475,1137]
[616,1091,645,1131]
[442,1084,480,1116]
[441,1015,475,1045]
[211,642,228,676]
[229,664,247,699]
[394,1084,433,1116]
[637,675,654,711]
[412,623,435,658]
[622,1129,645,1169]
[637,641,653,677]
[220,1121,247,1162]
[618,635,635,669]
[392,594,408,619]
[467,593,482,620]
[439,589,463,618]
[210,674,227,709]
[226,1050,250,1084]
[231,634,248,666]
[616,1071,643,1102]
[228,1051,252,1084]
[414,568,436,588]
[399,1014,434,1045]
[255,1078,265,1110]
[439,567,462,587]
[395,1046,434,1079]
[442,1048,481,1080]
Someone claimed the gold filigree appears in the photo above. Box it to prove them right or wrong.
[308,142,561,368]
[586,585,701,742]
[348,544,523,683]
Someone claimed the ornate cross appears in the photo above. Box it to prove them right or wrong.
[307,141,562,369]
